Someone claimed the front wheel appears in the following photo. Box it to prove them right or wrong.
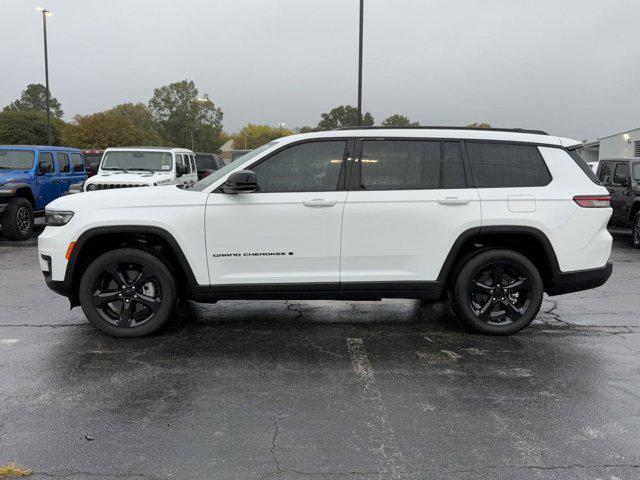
[79,248,176,337]
[451,249,543,335]
[1,197,34,241]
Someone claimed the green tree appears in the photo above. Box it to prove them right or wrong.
[149,80,224,152]
[381,114,419,127]
[317,105,374,130]
[3,83,63,119]
[0,111,62,145]
[232,124,294,150]
[467,122,492,128]
[62,108,167,149]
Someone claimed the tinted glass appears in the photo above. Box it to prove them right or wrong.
[466,142,551,188]
[70,153,84,172]
[102,151,173,171]
[252,141,346,192]
[195,154,221,170]
[442,142,466,188]
[360,140,441,190]
[633,163,640,181]
[599,163,613,184]
[614,163,629,184]
[0,150,34,170]
[38,153,54,174]
[56,153,70,173]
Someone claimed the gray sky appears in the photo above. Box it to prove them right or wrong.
[2,0,639,140]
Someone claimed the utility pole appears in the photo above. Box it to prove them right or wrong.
[37,7,53,144]
[357,0,364,126]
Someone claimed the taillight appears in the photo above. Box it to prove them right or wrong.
[573,195,611,208]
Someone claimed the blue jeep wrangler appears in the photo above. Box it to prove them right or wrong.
[0,146,87,241]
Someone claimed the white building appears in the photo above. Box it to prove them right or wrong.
[598,127,640,159]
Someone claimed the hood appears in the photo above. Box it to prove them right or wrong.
[0,171,31,185]
[86,170,174,186]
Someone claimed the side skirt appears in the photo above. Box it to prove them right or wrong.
[191,281,445,302]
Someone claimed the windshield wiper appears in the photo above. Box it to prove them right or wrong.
[129,168,156,172]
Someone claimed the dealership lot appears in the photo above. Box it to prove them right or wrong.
[0,229,639,479]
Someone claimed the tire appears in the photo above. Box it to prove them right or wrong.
[79,248,176,337]
[1,197,34,241]
[451,249,543,335]
[632,213,640,249]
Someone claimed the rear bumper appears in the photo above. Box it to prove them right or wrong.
[547,262,612,296]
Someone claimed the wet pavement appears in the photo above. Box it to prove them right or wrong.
[0,228,639,479]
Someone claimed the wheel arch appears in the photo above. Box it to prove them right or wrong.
[0,184,36,209]
[628,198,640,222]
[438,226,560,293]
[66,225,198,307]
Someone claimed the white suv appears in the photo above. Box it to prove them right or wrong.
[82,147,198,191]
[38,127,613,337]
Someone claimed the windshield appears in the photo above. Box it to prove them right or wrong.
[101,151,173,172]
[0,150,35,170]
[191,142,277,191]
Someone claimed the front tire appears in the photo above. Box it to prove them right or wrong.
[451,249,543,335]
[1,197,34,241]
[79,248,176,337]
[632,213,640,249]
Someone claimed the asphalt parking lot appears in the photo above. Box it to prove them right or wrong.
[0,228,639,479]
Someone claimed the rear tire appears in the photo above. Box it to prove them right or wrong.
[451,249,543,335]
[1,197,34,241]
[79,248,176,337]
[632,213,640,249]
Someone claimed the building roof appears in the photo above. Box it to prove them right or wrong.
[598,127,640,140]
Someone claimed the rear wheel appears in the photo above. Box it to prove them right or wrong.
[452,249,543,335]
[1,197,34,241]
[632,213,640,248]
[79,248,176,337]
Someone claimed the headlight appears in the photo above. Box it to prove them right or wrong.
[68,182,84,194]
[86,184,97,191]
[45,211,74,226]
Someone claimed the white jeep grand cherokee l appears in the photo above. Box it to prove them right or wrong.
[38,127,612,337]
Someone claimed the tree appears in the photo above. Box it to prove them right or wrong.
[232,124,294,150]
[3,83,63,119]
[381,114,419,127]
[467,122,492,128]
[149,80,224,152]
[317,105,374,130]
[0,111,61,145]
[62,108,167,149]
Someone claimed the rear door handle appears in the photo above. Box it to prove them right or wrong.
[303,199,336,208]
[437,197,470,206]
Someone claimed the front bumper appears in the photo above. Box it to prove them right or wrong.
[547,262,613,296]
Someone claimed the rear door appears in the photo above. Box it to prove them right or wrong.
[340,138,480,285]
[55,152,73,196]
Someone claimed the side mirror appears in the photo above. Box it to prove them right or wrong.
[615,174,630,186]
[176,164,188,177]
[221,170,257,194]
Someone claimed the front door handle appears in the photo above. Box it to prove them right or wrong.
[437,197,470,206]
[303,199,336,208]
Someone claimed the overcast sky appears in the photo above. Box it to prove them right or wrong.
[2,0,639,140]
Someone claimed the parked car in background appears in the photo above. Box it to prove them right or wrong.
[596,158,640,247]
[0,145,86,240]
[81,147,198,191]
[195,152,225,179]
[82,150,104,177]
[40,127,612,337]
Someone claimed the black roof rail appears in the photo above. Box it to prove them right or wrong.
[334,126,549,135]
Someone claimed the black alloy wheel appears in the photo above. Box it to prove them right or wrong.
[79,248,176,337]
[452,249,543,335]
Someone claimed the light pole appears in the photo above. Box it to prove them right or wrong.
[36,7,53,144]
[357,0,363,126]
[277,123,286,136]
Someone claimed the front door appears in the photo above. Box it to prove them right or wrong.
[340,139,481,285]
[205,139,350,286]
[35,151,58,209]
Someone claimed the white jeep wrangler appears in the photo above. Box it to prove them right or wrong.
[80,147,198,192]
[39,127,613,337]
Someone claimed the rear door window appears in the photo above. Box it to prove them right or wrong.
[466,142,551,188]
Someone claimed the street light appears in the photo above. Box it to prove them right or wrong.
[357,0,363,126]
[36,7,53,144]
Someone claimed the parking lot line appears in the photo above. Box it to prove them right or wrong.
[346,337,407,479]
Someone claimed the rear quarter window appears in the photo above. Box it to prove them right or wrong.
[466,142,551,188]
[568,150,601,184]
